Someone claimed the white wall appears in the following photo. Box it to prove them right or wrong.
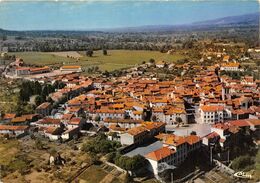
[120,133,134,145]
[146,159,159,175]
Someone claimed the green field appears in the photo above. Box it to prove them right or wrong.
[14,52,75,65]
[13,50,186,71]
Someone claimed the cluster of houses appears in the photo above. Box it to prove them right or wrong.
[0,51,259,178]
[5,58,83,77]
[15,66,51,76]
[14,65,82,76]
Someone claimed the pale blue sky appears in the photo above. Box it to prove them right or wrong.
[0,0,258,30]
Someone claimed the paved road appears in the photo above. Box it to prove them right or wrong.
[166,123,211,137]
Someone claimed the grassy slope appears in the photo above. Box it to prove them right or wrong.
[0,139,20,165]
[79,165,108,183]
[14,50,186,71]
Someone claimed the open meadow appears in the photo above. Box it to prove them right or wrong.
[13,50,186,71]
[46,51,83,58]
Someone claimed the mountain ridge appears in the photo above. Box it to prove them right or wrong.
[0,12,258,33]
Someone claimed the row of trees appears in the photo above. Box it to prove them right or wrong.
[19,81,52,102]
[107,152,147,172]
[81,134,121,154]
[220,70,255,80]
[86,49,108,57]
[86,66,100,74]
[19,80,65,103]
[2,23,258,53]
[81,133,147,173]
[231,155,255,171]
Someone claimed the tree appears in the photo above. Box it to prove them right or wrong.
[53,81,65,90]
[94,66,99,72]
[231,155,255,171]
[95,115,101,122]
[41,84,54,98]
[131,154,147,170]
[19,88,30,101]
[182,40,194,49]
[35,95,43,106]
[41,86,49,98]
[81,133,121,155]
[176,117,182,124]
[152,115,157,122]
[23,104,35,114]
[102,70,109,77]
[190,131,197,135]
[35,138,44,150]
[149,58,155,64]
[87,67,93,73]
[46,96,54,103]
[256,60,260,67]
[33,81,42,95]
[106,152,116,163]
[255,149,260,171]
[89,152,101,165]
[103,49,108,55]
[86,50,93,57]
[115,154,147,171]
[15,100,24,116]
[49,148,57,156]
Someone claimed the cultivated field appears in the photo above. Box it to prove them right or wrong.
[47,51,83,58]
[13,50,186,71]
[14,52,75,66]
[78,164,125,183]
[1,137,93,183]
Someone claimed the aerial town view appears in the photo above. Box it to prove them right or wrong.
[0,0,259,183]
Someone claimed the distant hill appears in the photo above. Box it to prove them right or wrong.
[0,12,258,34]
[193,13,258,26]
[101,12,258,32]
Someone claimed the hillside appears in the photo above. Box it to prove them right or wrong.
[193,13,258,26]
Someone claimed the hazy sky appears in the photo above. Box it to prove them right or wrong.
[0,0,258,30]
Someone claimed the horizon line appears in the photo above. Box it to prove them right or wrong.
[1,11,258,32]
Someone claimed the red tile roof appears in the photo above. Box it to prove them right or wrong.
[68,117,82,125]
[0,125,28,131]
[36,102,51,110]
[3,113,16,120]
[185,135,201,145]
[145,147,175,161]
[37,118,61,125]
[204,132,220,139]
[200,105,224,112]
[127,126,147,136]
[229,120,250,127]
[61,65,81,69]
[212,123,229,130]
[62,114,74,120]
[11,117,27,123]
